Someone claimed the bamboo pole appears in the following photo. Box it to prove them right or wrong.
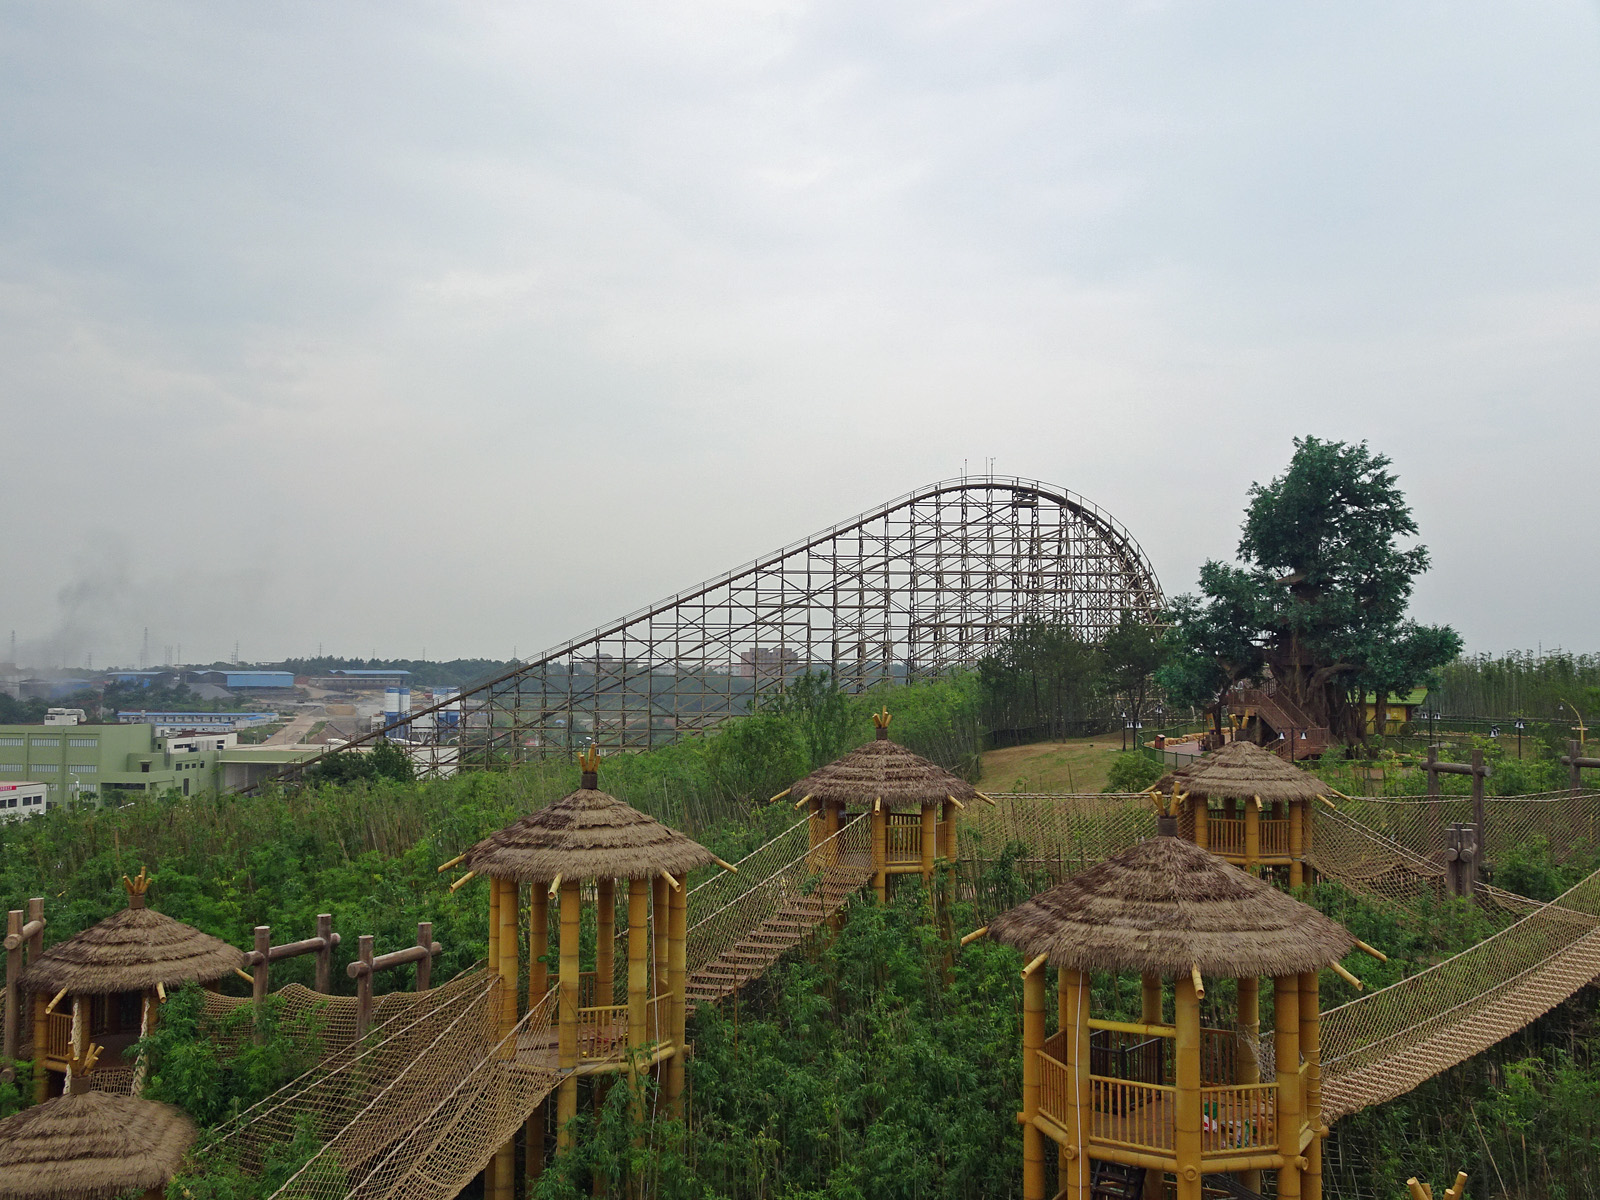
[920,800,937,886]
[1275,975,1304,1200]
[871,798,887,903]
[32,991,46,1103]
[596,880,615,1009]
[557,879,581,1152]
[943,797,959,862]
[1194,797,1209,850]
[526,881,549,1188]
[1174,973,1202,1200]
[1301,970,1323,1200]
[1245,799,1261,872]
[1237,976,1262,1194]
[1022,962,1046,1200]
[1062,968,1090,1200]
[652,875,670,1038]
[498,879,519,1032]
[1289,799,1305,888]
[667,873,688,1116]
[354,935,374,1038]
[1141,974,1165,1200]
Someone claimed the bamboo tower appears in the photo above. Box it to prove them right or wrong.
[0,1041,197,1200]
[1154,741,1336,887]
[985,822,1356,1200]
[19,869,244,1102]
[784,708,987,901]
[461,746,716,1197]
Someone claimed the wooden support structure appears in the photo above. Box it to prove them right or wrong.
[1300,969,1323,1200]
[1237,975,1262,1195]
[557,878,580,1151]
[1445,823,1479,898]
[1020,961,1046,1200]
[345,924,444,1038]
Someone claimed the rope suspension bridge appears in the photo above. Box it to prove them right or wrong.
[190,786,1600,1199]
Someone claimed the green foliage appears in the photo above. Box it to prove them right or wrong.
[1100,609,1167,723]
[1161,437,1461,744]
[137,985,324,1126]
[304,740,416,786]
[1431,648,1600,722]
[978,619,1103,741]
[0,1060,33,1118]
[1102,752,1163,794]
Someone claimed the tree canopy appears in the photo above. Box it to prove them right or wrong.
[1159,437,1461,744]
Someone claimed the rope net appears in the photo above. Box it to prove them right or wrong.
[194,968,559,1200]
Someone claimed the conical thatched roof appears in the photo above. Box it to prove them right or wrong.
[464,773,716,883]
[0,1090,196,1200]
[21,907,246,997]
[787,726,977,812]
[987,836,1354,978]
[1154,739,1330,803]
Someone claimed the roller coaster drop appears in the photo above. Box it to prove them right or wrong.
[286,475,1162,780]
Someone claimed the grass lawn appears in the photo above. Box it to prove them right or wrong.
[978,735,1138,794]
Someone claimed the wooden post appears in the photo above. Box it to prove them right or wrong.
[1275,975,1303,1200]
[557,878,581,1152]
[252,926,270,1039]
[526,884,549,1189]
[1142,973,1165,1200]
[414,922,434,991]
[1060,968,1090,1200]
[487,875,502,999]
[1245,800,1260,872]
[313,914,334,993]
[1289,800,1305,888]
[1301,970,1322,1200]
[1237,976,1261,1194]
[920,801,937,886]
[597,879,615,1008]
[354,935,374,1039]
[1174,974,1203,1200]
[942,798,958,861]
[69,995,86,1093]
[32,992,46,1102]
[4,910,20,1066]
[1021,963,1046,1200]
[1426,745,1440,796]
[1470,748,1487,859]
[667,873,688,1115]
[871,799,888,903]
[1194,797,1209,850]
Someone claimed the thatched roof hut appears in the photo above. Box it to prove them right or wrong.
[464,770,716,883]
[0,1090,196,1200]
[1154,739,1329,803]
[987,836,1354,978]
[787,717,978,811]
[20,879,245,996]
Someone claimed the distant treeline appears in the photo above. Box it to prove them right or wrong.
[1431,649,1600,720]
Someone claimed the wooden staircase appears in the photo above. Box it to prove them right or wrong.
[684,865,873,1012]
[1090,1157,1147,1200]
[1232,688,1334,759]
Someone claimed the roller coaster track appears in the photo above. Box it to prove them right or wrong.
[244,476,1160,788]
[208,793,1600,1197]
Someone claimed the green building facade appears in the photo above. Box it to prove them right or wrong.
[0,724,225,807]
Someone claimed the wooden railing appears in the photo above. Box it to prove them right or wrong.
[885,814,922,865]
[1039,1049,1070,1125]
[575,993,670,1061]
[1209,818,1245,855]
[44,1011,71,1062]
[1260,819,1291,856]
[1089,1075,1173,1152]
[1200,1082,1277,1154]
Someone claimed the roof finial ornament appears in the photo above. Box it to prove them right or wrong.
[122,866,151,910]
[66,1041,104,1095]
[871,707,892,740]
[578,745,600,789]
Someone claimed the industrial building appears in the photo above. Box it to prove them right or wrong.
[0,723,313,806]
[116,710,280,734]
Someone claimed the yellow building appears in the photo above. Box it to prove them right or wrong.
[1355,688,1430,736]
[986,828,1358,1200]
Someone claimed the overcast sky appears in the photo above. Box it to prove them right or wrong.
[3,2,1597,669]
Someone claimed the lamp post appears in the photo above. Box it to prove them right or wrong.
[1558,699,1588,748]
[1121,711,1129,752]
[1514,718,1525,760]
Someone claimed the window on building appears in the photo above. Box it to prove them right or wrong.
[0,737,23,747]
[67,738,98,748]
[33,764,59,773]
[30,739,60,748]
[140,762,151,773]
[69,764,97,774]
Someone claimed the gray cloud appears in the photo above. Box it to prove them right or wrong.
[2,2,1597,665]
